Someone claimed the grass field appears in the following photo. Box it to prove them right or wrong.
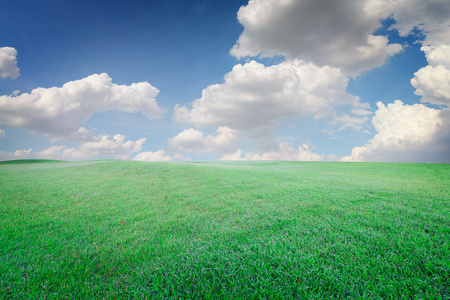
[0,160,449,299]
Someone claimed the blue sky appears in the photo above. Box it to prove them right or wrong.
[1,0,449,163]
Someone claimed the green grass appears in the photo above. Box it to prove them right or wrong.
[0,160,449,299]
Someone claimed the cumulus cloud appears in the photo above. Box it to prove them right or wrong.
[342,100,447,162]
[222,142,335,161]
[411,44,450,107]
[357,1,450,162]
[412,65,450,106]
[0,47,20,79]
[421,45,450,68]
[61,127,99,143]
[230,0,403,74]
[0,129,5,139]
[174,59,362,150]
[0,73,164,138]
[36,134,146,161]
[0,148,32,161]
[221,149,246,161]
[168,126,238,154]
[390,0,450,46]
[0,133,172,162]
[134,150,173,162]
[391,1,450,108]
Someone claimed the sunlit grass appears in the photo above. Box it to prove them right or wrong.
[1,160,449,298]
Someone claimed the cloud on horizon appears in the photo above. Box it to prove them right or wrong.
[37,133,146,161]
[335,0,450,163]
[174,59,366,151]
[342,100,447,162]
[0,133,147,161]
[222,142,336,161]
[0,148,31,161]
[134,150,173,162]
[1,0,449,163]
[168,126,238,154]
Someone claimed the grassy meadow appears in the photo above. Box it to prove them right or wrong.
[0,160,449,299]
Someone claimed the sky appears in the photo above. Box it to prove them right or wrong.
[0,0,449,163]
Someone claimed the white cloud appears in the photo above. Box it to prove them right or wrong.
[421,45,450,68]
[330,114,369,132]
[0,47,20,79]
[221,149,245,161]
[364,0,397,20]
[411,65,450,106]
[0,129,5,139]
[0,73,164,138]
[63,127,99,142]
[222,142,334,161]
[174,59,361,150]
[390,0,450,46]
[0,133,159,162]
[342,100,446,162]
[173,153,191,161]
[36,134,146,161]
[230,0,403,74]
[0,148,32,161]
[410,44,450,107]
[390,1,450,108]
[134,150,173,162]
[168,126,238,154]
[376,1,450,162]
[351,108,373,116]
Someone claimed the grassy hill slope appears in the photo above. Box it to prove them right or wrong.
[1,160,449,298]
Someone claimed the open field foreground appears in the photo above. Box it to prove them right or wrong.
[0,160,449,299]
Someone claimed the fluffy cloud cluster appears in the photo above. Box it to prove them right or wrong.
[175,59,363,150]
[390,0,450,46]
[421,45,450,68]
[0,129,5,139]
[412,65,450,106]
[0,149,32,161]
[411,45,450,107]
[222,142,334,161]
[0,73,164,138]
[134,150,173,162]
[230,0,403,74]
[338,0,450,162]
[342,100,446,162]
[36,134,146,161]
[0,133,147,161]
[389,1,450,108]
[3,1,449,163]
[0,47,20,79]
[168,126,238,154]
